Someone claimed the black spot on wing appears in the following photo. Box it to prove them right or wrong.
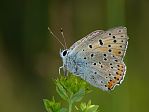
[99,39,103,45]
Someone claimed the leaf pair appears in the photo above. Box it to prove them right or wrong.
[43,98,67,112]
[55,75,88,103]
[78,100,99,112]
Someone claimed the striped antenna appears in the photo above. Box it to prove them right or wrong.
[60,28,67,49]
[48,27,65,49]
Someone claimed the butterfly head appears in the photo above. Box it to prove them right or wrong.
[60,49,70,65]
[60,49,70,75]
[60,49,69,58]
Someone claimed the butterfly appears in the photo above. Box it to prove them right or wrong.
[50,26,128,91]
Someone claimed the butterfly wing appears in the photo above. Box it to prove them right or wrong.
[78,51,126,91]
[69,30,104,51]
[72,26,128,90]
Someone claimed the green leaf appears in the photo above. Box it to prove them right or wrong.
[86,100,91,107]
[43,98,61,112]
[86,105,99,112]
[43,99,52,112]
[80,102,86,111]
[71,89,85,103]
[79,101,100,112]
[56,82,68,101]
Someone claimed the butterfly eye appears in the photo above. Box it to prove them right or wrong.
[63,50,67,56]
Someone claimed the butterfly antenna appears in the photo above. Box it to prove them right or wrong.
[48,27,65,49]
[60,28,67,49]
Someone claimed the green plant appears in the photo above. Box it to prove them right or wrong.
[43,74,100,112]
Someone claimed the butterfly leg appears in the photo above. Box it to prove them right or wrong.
[63,67,68,76]
[59,66,63,75]
[80,74,86,80]
[59,66,68,76]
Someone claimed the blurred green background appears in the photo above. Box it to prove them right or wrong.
[0,0,149,112]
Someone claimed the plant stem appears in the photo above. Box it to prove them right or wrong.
[68,100,72,112]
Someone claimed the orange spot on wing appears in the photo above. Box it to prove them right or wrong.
[107,79,116,90]
[117,70,123,75]
[112,49,123,57]
[115,75,121,80]
[107,73,124,90]
[98,47,108,52]
[117,64,125,76]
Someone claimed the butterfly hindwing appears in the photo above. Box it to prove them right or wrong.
[76,50,126,90]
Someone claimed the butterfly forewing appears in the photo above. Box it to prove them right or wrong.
[69,30,104,53]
